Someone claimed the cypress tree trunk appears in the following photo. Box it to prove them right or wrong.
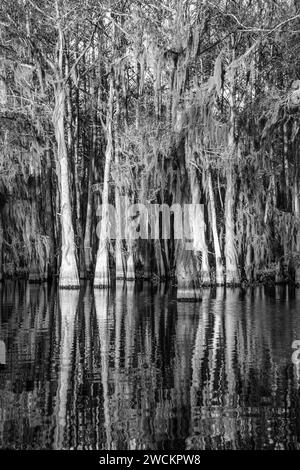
[84,76,98,276]
[176,240,202,302]
[51,2,79,288]
[124,195,136,281]
[94,74,114,287]
[224,39,240,286]
[294,168,300,285]
[142,240,152,280]
[207,168,224,285]
[74,93,85,278]
[84,163,93,276]
[224,166,240,285]
[154,239,165,279]
[115,147,126,280]
[190,167,210,285]
[53,84,79,288]
[126,246,136,280]
[115,195,126,280]
[0,212,3,281]
[45,145,56,277]
[245,216,253,282]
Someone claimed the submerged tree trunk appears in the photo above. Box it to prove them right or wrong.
[94,75,114,287]
[53,85,79,288]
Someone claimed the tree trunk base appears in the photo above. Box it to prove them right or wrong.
[215,261,225,285]
[275,273,285,284]
[176,245,201,301]
[116,247,126,280]
[84,245,93,278]
[143,263,152,280]
[295,266,300,286]
[59,248,80,289]
[94,277,111,288]
[94,248,111,288]
[29,260,47,283]
[59,284,81,290]
[225,270,240,286]
[126,253,135,280]
[29,277,47,284]
[116,279,126,289]
[215,272,225,285]
[201,271,211,286]
[0,340,6,365]
[83,270,92,280]
[59,275,80,288]
[116,265,126,279]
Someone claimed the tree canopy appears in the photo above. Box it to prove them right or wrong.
[0,0,300,291]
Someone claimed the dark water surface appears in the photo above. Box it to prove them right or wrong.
[0,281,300,450]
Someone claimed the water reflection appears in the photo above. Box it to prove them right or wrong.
[0,282,300,449]
[54,290,79,449]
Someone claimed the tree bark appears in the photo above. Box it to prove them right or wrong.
[224,38,240,286]
[115,132,126,280]
[53,84,79,288]
[224,166,240,285]
[84,161,94,276]
[176,240,202,301]
[190,166,210,285]
[294,164,300,284]
[207,168,224,285]
[0,212,3,281]
[94,74,114,287]
[45,145,56,277]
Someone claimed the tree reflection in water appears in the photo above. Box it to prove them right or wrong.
[0,282,300,449]
[54,289,79,449]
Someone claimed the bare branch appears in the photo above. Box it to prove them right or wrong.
[27,0,54,21]
[64,22,98,85]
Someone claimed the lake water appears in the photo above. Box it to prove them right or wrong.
[0,281,300,450]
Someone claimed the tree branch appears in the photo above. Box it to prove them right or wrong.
[63,22,98,85]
